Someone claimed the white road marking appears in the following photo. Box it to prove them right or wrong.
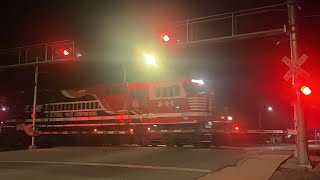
[0,160,212,173]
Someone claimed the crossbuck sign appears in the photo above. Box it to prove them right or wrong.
[282,54,310,81]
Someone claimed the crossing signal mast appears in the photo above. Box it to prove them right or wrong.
[157,4,287,46]
[157,0,311,166]
[0,40,79,150]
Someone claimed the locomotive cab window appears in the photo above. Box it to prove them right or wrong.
[156,88,161,97]
[155,85,181,98]
[184,82,206,93]
[130,90,148,98]
[107,85,128,95]
[174,86,180,96]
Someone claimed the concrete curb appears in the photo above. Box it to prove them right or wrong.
[270,154,293,177]
[197,154,291,180]
[236,153,262,166]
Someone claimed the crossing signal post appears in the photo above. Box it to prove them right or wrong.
[281,0,311,167]
[30,58,39,150]
[154,1,310,166]
[0,40,79,150]
[287,0,311,167]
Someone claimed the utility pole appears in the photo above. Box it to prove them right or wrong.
[287,0,310,166]
[29,58,39,150]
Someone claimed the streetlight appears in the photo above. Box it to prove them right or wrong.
[258,106,273,130]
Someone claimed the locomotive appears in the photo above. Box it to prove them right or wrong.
[1,77,217,147]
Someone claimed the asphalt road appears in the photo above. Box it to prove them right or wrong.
[0,146,273,180]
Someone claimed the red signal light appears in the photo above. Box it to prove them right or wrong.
[129,128,134,132]
[301,86,312,96]
[161,33,170,42]
[234,126,240,131]
[60,48,71,56]
[63,49,69,56]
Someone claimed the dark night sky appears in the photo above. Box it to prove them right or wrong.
[0,0,320,129]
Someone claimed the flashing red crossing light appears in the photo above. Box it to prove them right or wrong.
[60,48,71,56]
[63,49,70,56]
[53,46,74,60]
[301,86,312,96]
[161,33,170,42]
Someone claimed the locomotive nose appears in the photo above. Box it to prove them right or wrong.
[187,94,213,113]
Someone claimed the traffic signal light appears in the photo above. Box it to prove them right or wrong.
[301,86,312,96]
[234,126,240,131]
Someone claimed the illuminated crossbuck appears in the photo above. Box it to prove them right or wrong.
[282,54,310,81]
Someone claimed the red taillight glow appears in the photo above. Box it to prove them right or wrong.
[147,127,151,131]
[93,129,97,132]
[129,128,134,132]
[119,114,125,120]
[235,126,240,131]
